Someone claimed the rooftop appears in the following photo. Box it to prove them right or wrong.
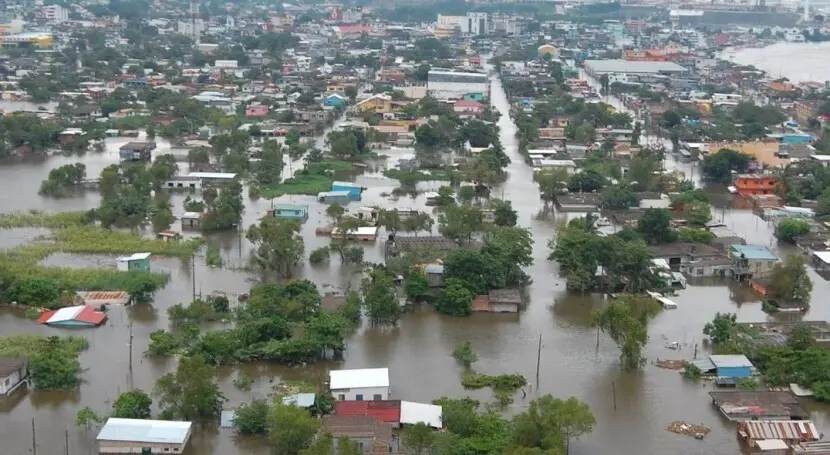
[584,59,687,74]
[321,415,393,443]
[709,391,807,420]
[709,354,753,369]
[731,244,778,261]
[97,418,192,444]
[0,357,26,377]
[334,400,401,423]
[329,367,389,390]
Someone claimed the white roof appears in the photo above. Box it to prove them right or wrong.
[47,306,84,323]
[400,401,442,428]
[329,368,389,390]
[755,439,789,451]
[118,252,151,261]
[97,418,191,444]
[186,172,237,179]
[813,251,830,264]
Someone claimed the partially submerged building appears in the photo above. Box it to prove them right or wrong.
[96,418,192,454]
[329,368,390,401]
[709,391,807,421]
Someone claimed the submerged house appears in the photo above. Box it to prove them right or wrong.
[268,204,309,223]
[97,418,193,454]
[37,305,107,328]
[118,141,156,162]
[0,357,28,395]
[329,368,390,401]
[116,252,151,272]
[688,354,753,386]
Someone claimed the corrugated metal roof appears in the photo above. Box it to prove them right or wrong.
[283,393,316,408]
[97,418,191,444]
[689,358,716,372]
[710,355,753,369]
[400,401,442,428]
[742,420,819,442]
[38,306,107,326]
[334,400,401,423]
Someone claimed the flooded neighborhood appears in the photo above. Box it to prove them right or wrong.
[3,2,830,455]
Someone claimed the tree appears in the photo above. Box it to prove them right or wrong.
[7,276,60,307]
[154,355,226,421]
[600,184,637,210]
[534,168,568,204]
[684,201,712,226]
[677,228,714,243]
[112,389,153,419]
[567,170,605,193]
[631,121,642,146]
[776,218,811,242]
[767,255,813,310]
[29,337,82,389]
[594,295,661,369]
[378,209,403,235]
[818,188,830,216]
[362,268,402,325]
[493,200,518,227]
[344,85,358,102]
[234,398,270,434]
[325,204,346,224]
[438,204,483,243]
[512,395,596,454]
[306,311,348,353]
[452,341,478,367]
[247,218,305,277]
[402,422,437,455]
[701,149,752,184]
[76,407,102,430]
[255,140,284,188]
[269,404,319,455]
[404,272,431,303]
[637,208,676,245]
[436,278,474,317]
[703,312,737,344]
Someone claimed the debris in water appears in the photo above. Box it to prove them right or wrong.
[655,359,686,370]
[667,421,711,439]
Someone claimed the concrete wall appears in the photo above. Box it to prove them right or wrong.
[0,370,21,395]
[98,440,187,454]
[331,386,389,401]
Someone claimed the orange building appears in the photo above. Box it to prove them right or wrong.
[734,174,779,197]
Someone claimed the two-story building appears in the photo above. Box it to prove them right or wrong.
[730,244,778,281]
[330,368,390,401]
[733,174,780,197]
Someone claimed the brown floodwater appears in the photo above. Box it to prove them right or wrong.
[1,70,830,455]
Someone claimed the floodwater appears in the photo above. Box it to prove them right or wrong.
[2,64,830,455]
[724,41,830,83]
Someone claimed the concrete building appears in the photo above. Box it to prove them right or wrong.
[0,357,27,395]
[177,19,205,38]
[730,244,778,280]
[43,5,68,23]
[583,60,688,76]
[467,12,489,35]
[330,368,390,401]
[427,70,489,100]
[97,418,192,454]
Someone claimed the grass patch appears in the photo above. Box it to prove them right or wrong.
[260,160,355,198]
[0,334,89,357]
[0,210,91,229]
[461,373,528,392]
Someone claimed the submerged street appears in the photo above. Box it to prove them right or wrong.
[1,64,830,455]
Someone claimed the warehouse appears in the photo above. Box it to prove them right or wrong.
[583,60,688,77]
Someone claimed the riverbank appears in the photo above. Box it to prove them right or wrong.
[723,41,830,82]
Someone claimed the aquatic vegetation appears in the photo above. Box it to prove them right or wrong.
[0,210,91,229]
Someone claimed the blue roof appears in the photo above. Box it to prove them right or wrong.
[730,244,777,261]
[97,418,191,444]
[424,264,444,274]
[282,393,316,408]
[273,204,308,212]
[319,190,351,197]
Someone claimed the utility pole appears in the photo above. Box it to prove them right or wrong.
[31,418,36,455]
[128,318,134,381]
[535,334,542,387]
[191,258,196,300]
[65,428,69,455]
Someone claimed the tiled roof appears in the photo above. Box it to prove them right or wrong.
[334,400,401,424]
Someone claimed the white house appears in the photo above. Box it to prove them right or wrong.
[97,418,192,454]
[0,357,27,395]
[329,367,390,401]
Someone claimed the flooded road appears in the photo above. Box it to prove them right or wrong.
[1,71,830,455]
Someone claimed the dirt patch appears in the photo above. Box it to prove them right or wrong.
[667,421,711,439]
[707,141,787,167]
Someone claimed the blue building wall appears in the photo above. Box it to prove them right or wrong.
[331,182,362,200]
[716,365,751,378]
[782,135,812,144]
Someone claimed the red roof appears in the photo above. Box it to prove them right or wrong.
[455,100,483,108]
[37,305,107,326]
[334,400,401,423]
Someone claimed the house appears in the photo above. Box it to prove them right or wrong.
[59,128,86,145]
[332,181,363,200]
[793,441,830,455]
[268,204,309,223]
[181,212,205,230]
[329,367,390,401]
[472,290,521,313]
[356,94,393,114]
[453,99,485,118]
[318,191,352,205]
[119,141,156,162]
[680,257,732,278]
[553,193,601,212]
[424,264,444,287]
[709,391,807,421]
[117,252,151,272]
[76,291,131,306]
[651,242,723,271]
[331,226,378,242]
[734,175,780,197]
[282,393,316,408]
[730,244,778,280]
[812,251,830,272]
[689,354,753,385]
[320,415,398,453]
[37,305,107,327]
[97,418,192,454]
[246,105,270,117]
[324,94,347,107]
[0,357,28,396]
[74,105,102,120]
[334,400,401,424]
[708,226,746,250]
[385,236,459,259]
[400,401,443,428]
[738,420,820,448]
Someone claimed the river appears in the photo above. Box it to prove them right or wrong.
[724,41,830,83]
[1,67,830,455]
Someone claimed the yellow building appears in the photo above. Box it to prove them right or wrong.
[356,94,393,114]
[2,32,53,48]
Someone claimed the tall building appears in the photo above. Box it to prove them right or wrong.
[43,5,69,23]
[177,19,205,39]
[467,12,489,36]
